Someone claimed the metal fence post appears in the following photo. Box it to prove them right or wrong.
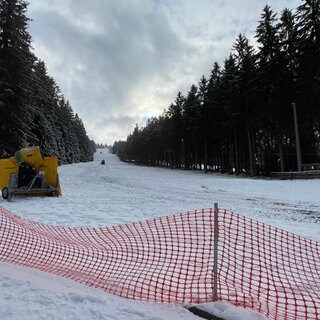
[213,202,219,299]
[292,102,302,171]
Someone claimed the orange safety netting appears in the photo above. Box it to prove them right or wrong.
[0,206,319,319]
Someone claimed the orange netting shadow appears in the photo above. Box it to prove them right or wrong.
[0,207,319,319]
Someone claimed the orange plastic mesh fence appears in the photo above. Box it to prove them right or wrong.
[0,206,319,319]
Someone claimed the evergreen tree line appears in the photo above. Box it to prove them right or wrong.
[0,0,96,163]
[96,143,109,149]
[113,2,320,176]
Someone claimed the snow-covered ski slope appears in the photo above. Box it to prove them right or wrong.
[2,148,319,239]
[0,148,319,320]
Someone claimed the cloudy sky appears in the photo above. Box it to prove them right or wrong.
[27,0,301,144]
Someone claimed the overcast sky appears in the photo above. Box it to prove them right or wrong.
[27,0,301,144]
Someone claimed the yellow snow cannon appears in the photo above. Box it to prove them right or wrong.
[0,146,62,201]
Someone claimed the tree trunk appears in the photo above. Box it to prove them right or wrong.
[234,129,239,175]
[279,141,285,172]
[247,121,256,176]
[204,137,208,172]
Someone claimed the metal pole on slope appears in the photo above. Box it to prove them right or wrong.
[213,202,219,299]
[292,102,302,171]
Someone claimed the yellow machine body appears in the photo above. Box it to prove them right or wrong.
[38,156,62,196]
[15,146,43,168]
[0,157,18,190]
[0,146,62,198]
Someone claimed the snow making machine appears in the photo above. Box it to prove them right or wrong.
[0,146,62,201]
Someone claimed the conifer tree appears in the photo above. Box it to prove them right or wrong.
[0,0,95,162]
[233,34,258,175]
[295,0,320,163]
[0,0,35,155]
[114,1,320,175]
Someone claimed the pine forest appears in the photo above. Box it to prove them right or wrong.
[0,0,96,163]
[112,2,320,176]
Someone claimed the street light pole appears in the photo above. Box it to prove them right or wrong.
[292,102,302,171]
[181,138,185,169]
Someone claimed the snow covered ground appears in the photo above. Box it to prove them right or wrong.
[0,148,319,319]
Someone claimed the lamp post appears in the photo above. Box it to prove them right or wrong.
[181,138,185,169]
[292,102,302,171]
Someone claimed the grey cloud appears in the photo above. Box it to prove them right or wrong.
[28,0,301,144]
[95,114,137,129]
[85,114,140,143]
[29,1,190,143]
